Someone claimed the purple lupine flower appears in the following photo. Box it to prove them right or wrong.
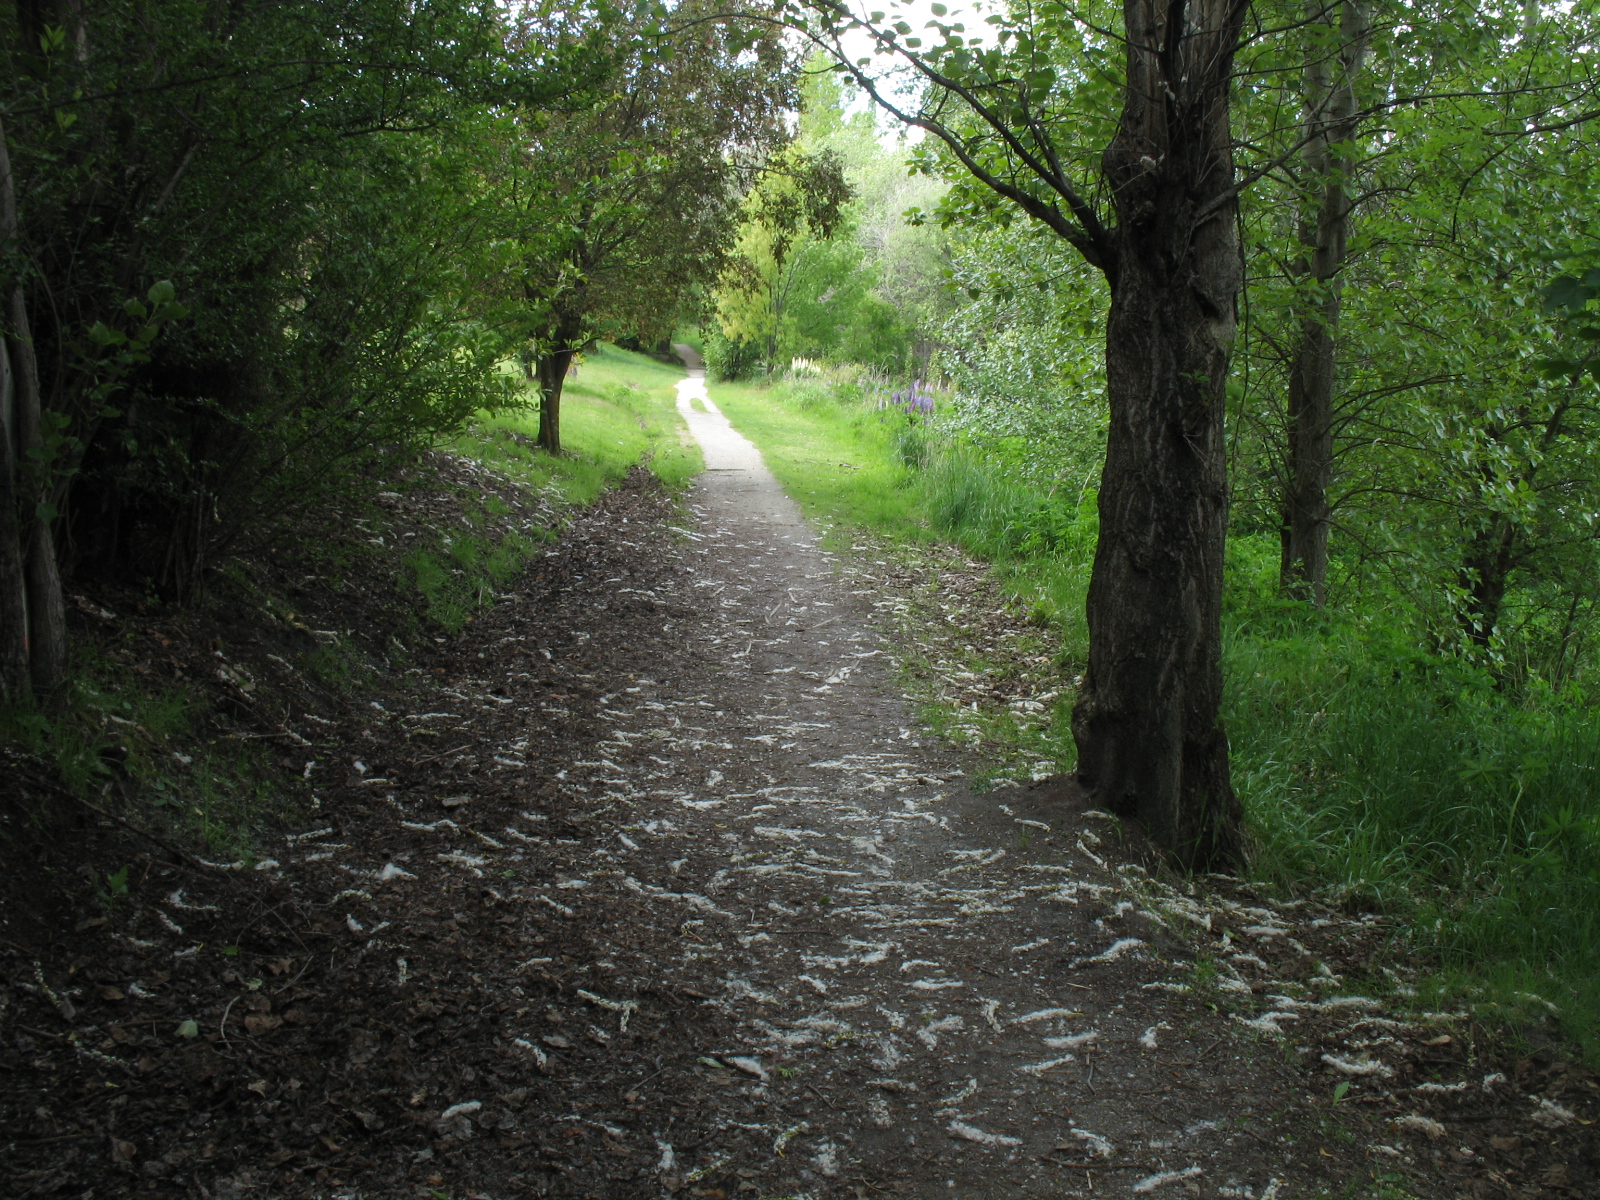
[885,381,935,418]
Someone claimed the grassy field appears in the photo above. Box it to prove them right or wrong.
[708,367,1600,1060]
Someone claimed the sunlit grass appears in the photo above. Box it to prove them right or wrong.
[707,375,923,531]
[456,342,701,503]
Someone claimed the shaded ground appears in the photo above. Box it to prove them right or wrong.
[1,370,1596,1199]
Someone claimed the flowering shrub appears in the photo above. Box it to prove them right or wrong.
[883,381,936,419]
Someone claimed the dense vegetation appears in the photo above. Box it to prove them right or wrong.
[0,0,808,701]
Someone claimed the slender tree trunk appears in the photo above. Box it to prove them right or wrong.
[1070,0,1247,869]
[0,115,67,696]
[0,338,29,703]
[536,347,577,454]
[1281,0,1367,604]
[7,287,68,695]
[1459,517,1518,651]
[536,314,585,455]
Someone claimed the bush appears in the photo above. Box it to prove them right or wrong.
[705,330,762,381]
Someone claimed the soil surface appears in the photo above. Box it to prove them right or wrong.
[2,362,1596,1199]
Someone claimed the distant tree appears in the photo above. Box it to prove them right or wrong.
[713,143,855,373]
[499,4,811,453]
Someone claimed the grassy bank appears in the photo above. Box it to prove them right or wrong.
[459,341,699,501]
[410,343,697,631]
[708,366,1600,1058]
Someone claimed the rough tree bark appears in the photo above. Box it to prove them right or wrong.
[1281,0,1367,605]
[1068,0,1249,869]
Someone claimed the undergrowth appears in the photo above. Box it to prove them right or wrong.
[708,363,1600,1061]
[0,645,287,859]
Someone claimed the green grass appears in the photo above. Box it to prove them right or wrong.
[709,365,1600,1061]
[1223,571,1600,1055]
[708,374,923,530]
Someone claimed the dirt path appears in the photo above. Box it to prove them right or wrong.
[5,362,1590,1199]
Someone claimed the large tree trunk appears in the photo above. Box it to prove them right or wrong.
[1070,0,1248,869]
[1281,0,1367,605]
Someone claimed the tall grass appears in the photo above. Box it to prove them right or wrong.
[711,367,1600,1056]
[1226,588,1600,1048]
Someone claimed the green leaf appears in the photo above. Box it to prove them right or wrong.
[147,280,176,305]
[1542,276,1590,314]
[177,1019,200,1038]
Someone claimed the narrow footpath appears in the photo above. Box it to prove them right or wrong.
[6,357,1579,1200]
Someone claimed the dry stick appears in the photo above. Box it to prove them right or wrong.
[219,995,240,1052]
[630,1058,674,1092]
[1159,1037,1225,1068]
[28,776,239,883]
[806,1083,838,1111]
[410,743,474,766]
